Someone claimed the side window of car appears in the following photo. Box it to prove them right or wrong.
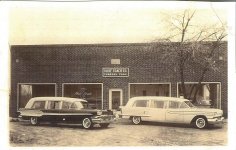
[70,102,83,109]
[62,102,72,109]
[47,101,61,109]
[179,102,189,108]
[168,101,180,109]
[32,101,45,109]
[151,100,164,108]
[133,100,149,107]
[70,103,78,109]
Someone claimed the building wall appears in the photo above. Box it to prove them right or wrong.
[10,42,227,117]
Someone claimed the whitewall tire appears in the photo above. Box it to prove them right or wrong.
[82,118,93,129]
[132,116,141,125]
[30,117,39,125]
[195,117,207,129]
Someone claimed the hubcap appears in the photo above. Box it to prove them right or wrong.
[30,117,37,125]
[83,118,91,128]
[133,116,141,124]
[196,118,205,128]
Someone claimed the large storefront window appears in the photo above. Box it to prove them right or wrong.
[129,83,170,98]
[18,84,56,109]
[63,84,102,109]
[178,83,221,108]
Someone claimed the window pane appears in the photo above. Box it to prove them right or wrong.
[47,101,60,109]
[180,102,189,108]
[130,84,170,98]
[19,85,32,108]
[178,83,221,108]
[32,101,45,109]
[19,84,55,108]
[133,100,149,107]
[70,102,83,109]
[64,84,102,109]
[62,102,71,109]
[151,101,164,108]
[70,103,77,109]
[169,101,179,109]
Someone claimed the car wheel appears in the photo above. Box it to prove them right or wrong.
[30,117,39,125]
[82,118,93,129]
[100,123,109,128]
[195,117,207,129]
[132,116,141,125]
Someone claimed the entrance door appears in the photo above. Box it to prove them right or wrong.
[109,89,123,110]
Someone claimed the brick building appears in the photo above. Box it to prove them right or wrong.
[10,42,227,117]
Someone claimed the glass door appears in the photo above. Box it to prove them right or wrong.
[109,89,123,110]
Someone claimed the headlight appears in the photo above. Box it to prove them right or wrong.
[97,110,102,115]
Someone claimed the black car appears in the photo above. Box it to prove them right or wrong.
[19,97,115,129]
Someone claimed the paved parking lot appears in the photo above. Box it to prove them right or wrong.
[9,119,227,146]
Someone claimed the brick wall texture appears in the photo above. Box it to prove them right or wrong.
[10,42,228,117]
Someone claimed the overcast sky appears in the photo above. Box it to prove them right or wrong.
[9,1,229,45]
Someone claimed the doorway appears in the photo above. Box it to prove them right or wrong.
[109,89,123,110]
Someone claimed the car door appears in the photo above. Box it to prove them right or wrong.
[43,100,62,122]
[60,101,88,123]
[146,100,167,122]
[165,101,184,123]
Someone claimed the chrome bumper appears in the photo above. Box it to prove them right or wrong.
[91,115,115,124]
[208,116,224,124]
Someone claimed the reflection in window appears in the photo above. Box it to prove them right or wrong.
[178,83,221,108]
[63,84,102,109]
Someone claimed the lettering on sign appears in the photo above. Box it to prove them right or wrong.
[102,68,129,77]
[75,88,92,99]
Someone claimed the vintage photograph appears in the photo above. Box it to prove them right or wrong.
[1,0,235,148]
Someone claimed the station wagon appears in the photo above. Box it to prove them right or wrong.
[119,96,224,129]
[19,97,115,129]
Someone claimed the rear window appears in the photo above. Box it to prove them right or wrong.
[32,101,45,109]
[133,100,149,107]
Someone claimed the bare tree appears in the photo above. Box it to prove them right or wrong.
[152,9,227,103]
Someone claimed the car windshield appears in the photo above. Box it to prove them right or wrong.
[184,101,195,108]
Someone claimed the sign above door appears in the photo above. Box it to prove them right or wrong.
[102,67,129,77]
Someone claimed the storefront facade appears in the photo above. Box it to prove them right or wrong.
[10,42,227,117]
